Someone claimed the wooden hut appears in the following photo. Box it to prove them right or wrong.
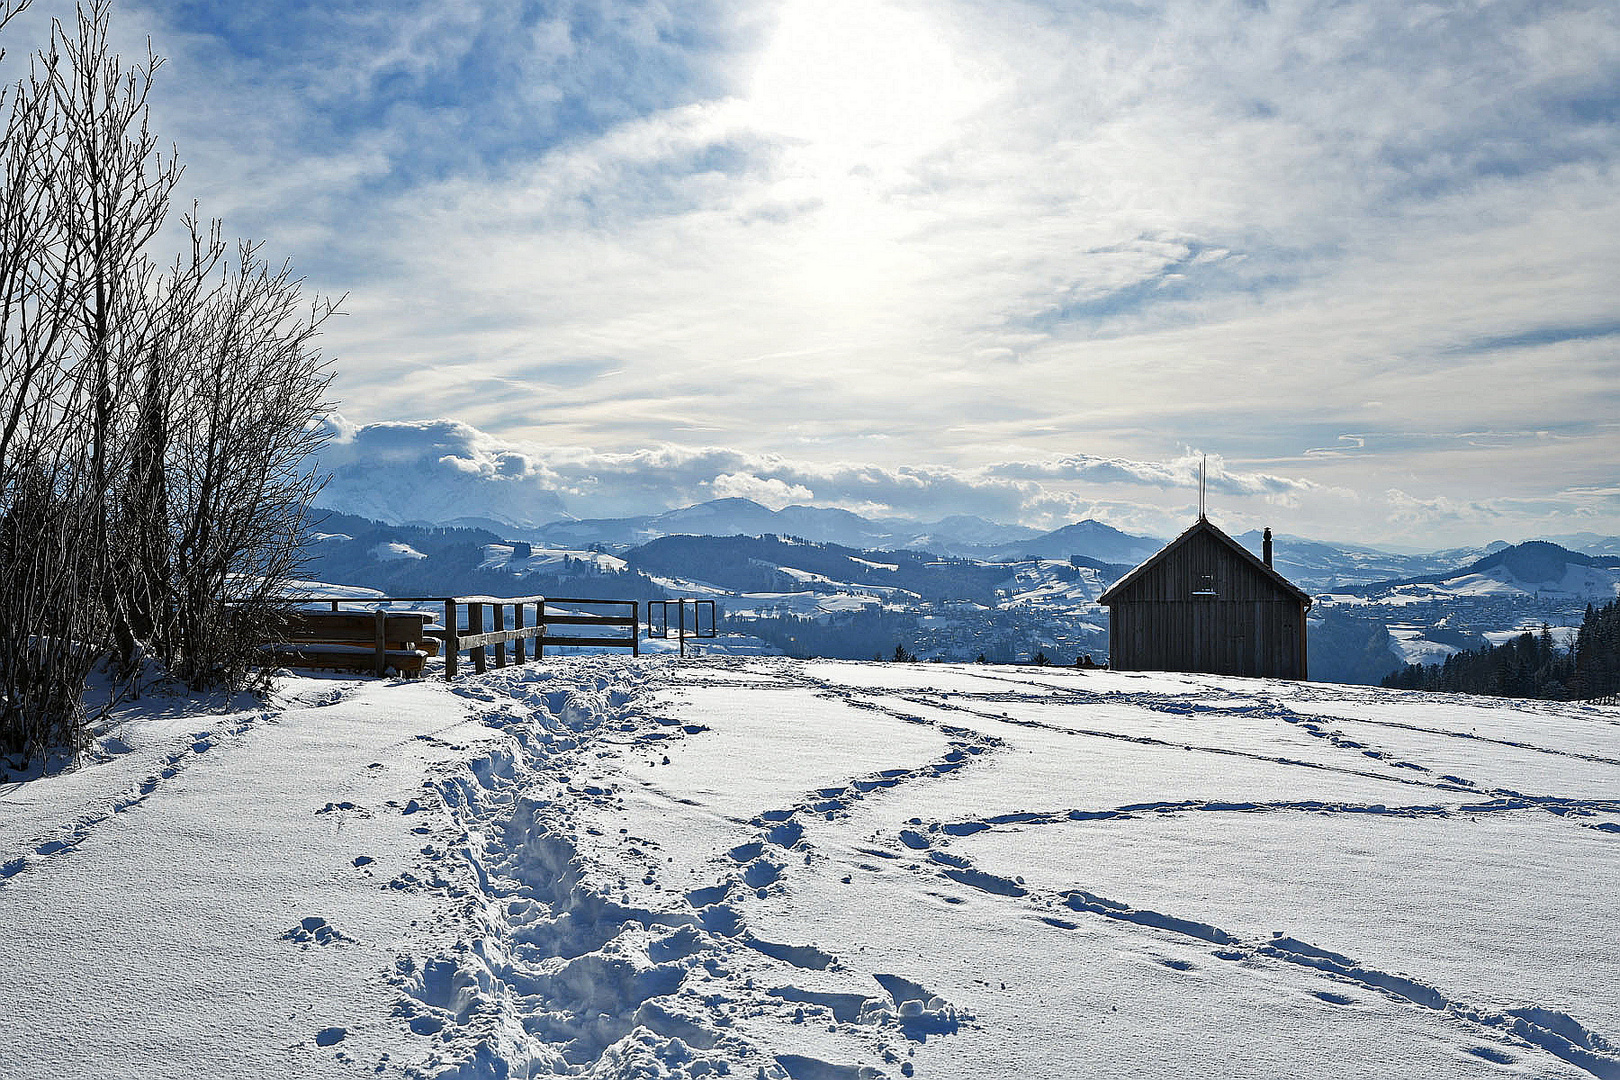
[1098,517,1310,679]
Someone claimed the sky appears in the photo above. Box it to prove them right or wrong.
[4,0,1618,546]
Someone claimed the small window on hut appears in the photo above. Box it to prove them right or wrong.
[1192,573,1217,598]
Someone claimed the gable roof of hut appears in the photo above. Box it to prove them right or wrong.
[1097,517,1312,608]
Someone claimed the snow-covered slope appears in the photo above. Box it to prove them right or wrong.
[996,558,1109,610]
[478,542,628,575]
[1387,624,1464,666]
[371,541,427,561]
[4,660,1617,1079]
[1351,541,1620,607]
[1434,563,1620,602]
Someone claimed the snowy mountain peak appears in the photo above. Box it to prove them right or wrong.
[991,519,1163,563]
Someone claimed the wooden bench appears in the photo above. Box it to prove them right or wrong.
[266,610,439,676]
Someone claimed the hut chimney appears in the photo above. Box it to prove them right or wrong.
[1263,527,1273,568]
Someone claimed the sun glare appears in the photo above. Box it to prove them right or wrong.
[734,0,994,319]
[746,0,989,175]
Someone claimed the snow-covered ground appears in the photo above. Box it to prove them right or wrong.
[997,560,1109,611]
[480,544,630,575]
[372,541,429,561]
[1387,624,1464,666]
[3,660,1618,1079]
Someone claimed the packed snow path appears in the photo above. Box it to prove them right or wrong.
[1,660,1617,1079]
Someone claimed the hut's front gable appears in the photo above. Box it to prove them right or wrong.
[1105,527,1284,605]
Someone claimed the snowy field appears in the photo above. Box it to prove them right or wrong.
[3,660,1619,1079]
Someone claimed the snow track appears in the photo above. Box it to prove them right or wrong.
[0,701,272,887]
[879,828,1620,1078]
[920,793,1620,835]
[818,682,1489,794]
[392,661,973,1079]
[387,657,1618,1078]
[646,659,1619,1078]
[5,658,1614,1079]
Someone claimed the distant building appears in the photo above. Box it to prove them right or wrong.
[1098,517,1311,679]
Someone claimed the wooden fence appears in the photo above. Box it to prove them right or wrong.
[288,594,639,679]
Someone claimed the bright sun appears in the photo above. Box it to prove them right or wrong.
[722,0,998,326]
[745,0,990,176]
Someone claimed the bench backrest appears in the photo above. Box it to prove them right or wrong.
[286,611,431,644]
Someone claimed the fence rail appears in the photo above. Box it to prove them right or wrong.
[647,598,717,657]
[278,593,639,679]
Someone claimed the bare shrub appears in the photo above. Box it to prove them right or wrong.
[159,240,335,690]
[0,2,336,756]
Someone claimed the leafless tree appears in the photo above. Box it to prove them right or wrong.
[1,1,336,758]
[61,10,177,685]
[0,2,109,757]
[157,237,335,690]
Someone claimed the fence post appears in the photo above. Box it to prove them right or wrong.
[444,598,459,681]
[471,602,486,674]
[632,601,639,657]
[537,599,546,659]
[330,599,339,613]
[374,609,387,676]
[513,602,525,664]
[494,603,507,668]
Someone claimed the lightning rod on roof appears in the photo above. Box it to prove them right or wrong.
[1199,454,1207,520]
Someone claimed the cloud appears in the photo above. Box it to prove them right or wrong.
[316,418,569,526]
[311,415,1333,534]
[1383,489,1495,532]
[308,415,1620,548]
[1380,486,1620,543]
[12,0,1608,547]
[708,472,814,510]
[1304,435,1367,458]
[985,452,1321,498]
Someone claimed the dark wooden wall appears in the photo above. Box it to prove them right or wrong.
[1105,529,1308,679]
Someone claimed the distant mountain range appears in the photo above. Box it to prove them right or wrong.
[1541,533,1620,557]
[1230,531,1504,590]
[298,505,1620,683]
[420,496,1162,566]
[507,498,1045,556]
[1306,540,1620,685]
[313,493,1620,594]
[990,519,1163,564]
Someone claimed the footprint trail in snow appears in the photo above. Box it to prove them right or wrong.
[389,656,1620,1080]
